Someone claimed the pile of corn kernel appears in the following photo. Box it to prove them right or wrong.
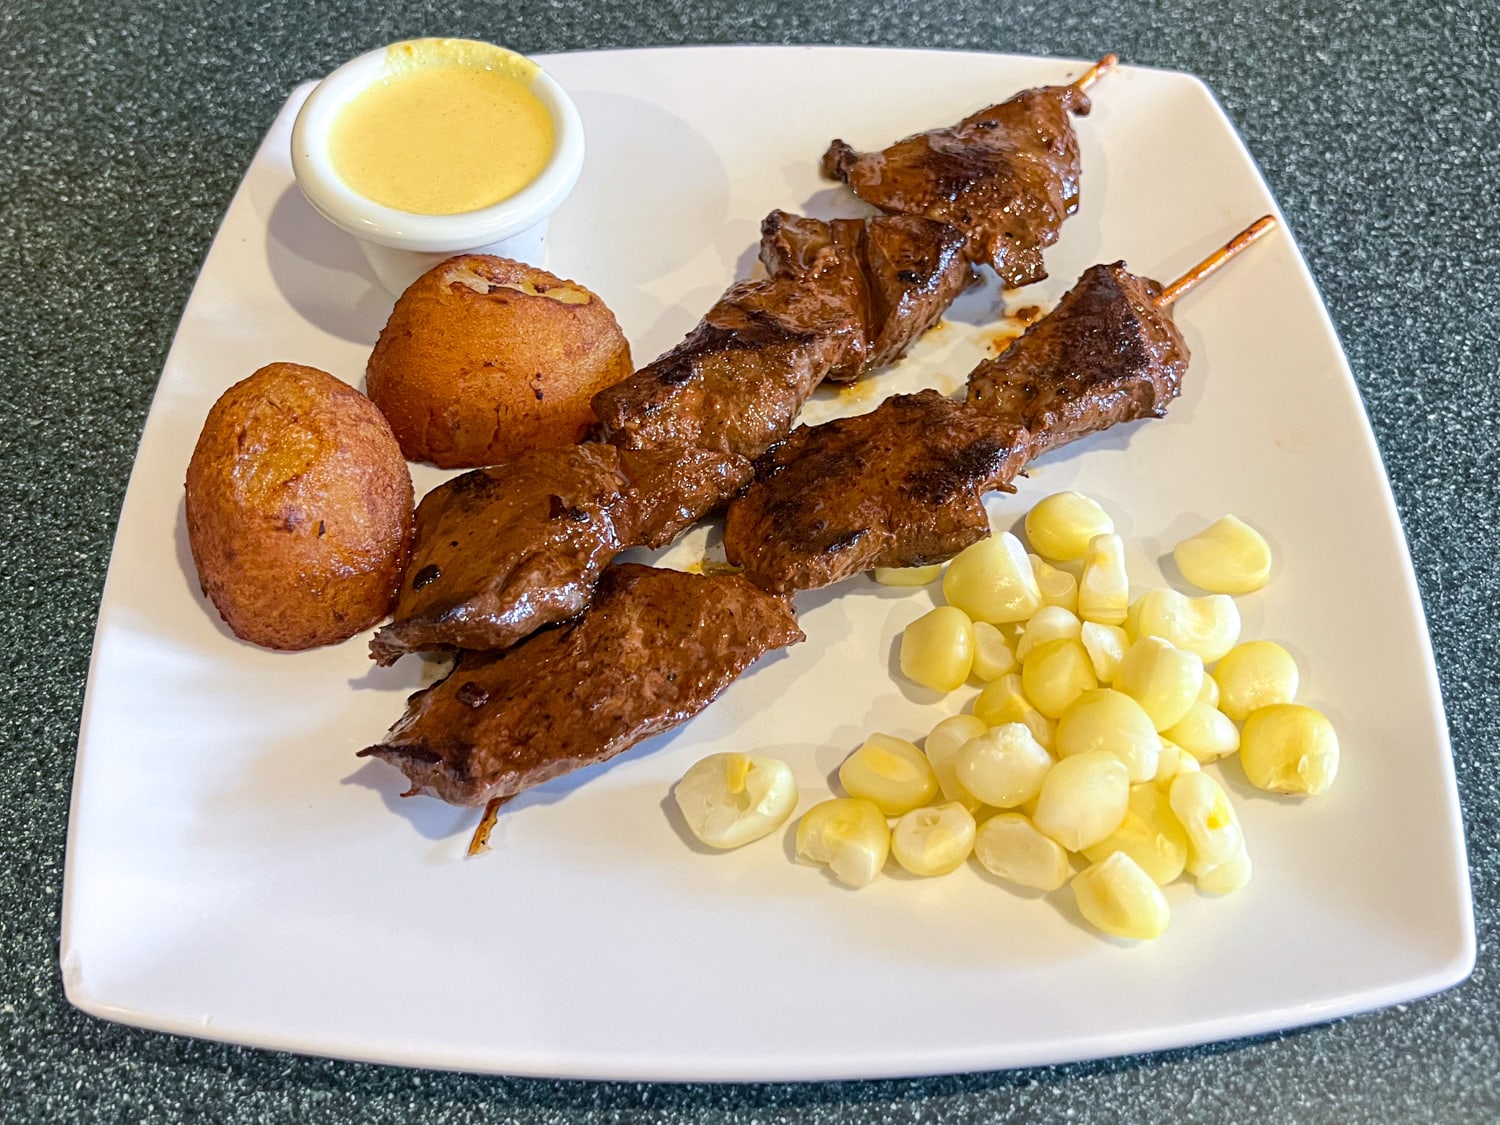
[672,493,1339,942]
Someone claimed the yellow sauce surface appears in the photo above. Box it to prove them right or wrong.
[330,41,553,215]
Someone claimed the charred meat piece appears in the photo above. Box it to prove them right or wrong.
[821,85,1090,287]
[360,564,805,806]
[368,444,750,664]
[966,262,1189,457]
[592,210,973,459]
[723,391,1030,594]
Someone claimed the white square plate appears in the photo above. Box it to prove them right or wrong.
[61,46,1473,1081]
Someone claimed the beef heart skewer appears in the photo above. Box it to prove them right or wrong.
[722,216,1279,595]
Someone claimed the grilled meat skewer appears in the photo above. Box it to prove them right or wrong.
[361,564,804,808]
[821,55,1115,286]
[723,218,1278,595]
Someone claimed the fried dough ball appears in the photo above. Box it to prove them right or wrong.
[365,254,634,468]
[184,362,414,651]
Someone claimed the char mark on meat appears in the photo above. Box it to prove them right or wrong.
[722,390,1030,594]
[368,444,750,664]
[360,564,804,806]
[592,210,973,460]
[821,85,1091,288]
[966,262,1189,457]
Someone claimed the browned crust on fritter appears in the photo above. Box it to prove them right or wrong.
[359,564,804,806]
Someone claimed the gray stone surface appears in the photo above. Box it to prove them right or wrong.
[2,0,1498,1120]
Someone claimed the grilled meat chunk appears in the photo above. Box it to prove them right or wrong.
[966,262,1189,456]
[723,391,1030,593]
[360,564,804,806]
[368,444,750,664]
[592,210,972,459]
[821,84,1090,287]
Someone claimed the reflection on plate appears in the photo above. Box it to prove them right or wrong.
[61,47,1471,1081]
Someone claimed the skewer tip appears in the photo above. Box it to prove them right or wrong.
[1073,53,1119,92]
[1157,214,1278,308]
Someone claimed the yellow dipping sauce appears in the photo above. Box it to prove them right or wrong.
[329,40,554,215]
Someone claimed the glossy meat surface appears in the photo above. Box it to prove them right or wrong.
[821,85,1090,287]
[360,564,805,806]
[966,262,1189,455]
[723,391,1030,593]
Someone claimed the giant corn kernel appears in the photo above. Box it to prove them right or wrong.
[1214,640,1300,721]
[1082,783,1188,885]
[923,714,988,810]
[675,753,799,849]
[1016,606,1083,661]
[1055,688,1161,782]
[873,563,943,586]
[971,621,1018,681]
[1165,702,1241,763]
[900,606,975,692]
[1030,553,1080,612]
[1115,636,1204,731]
[973,674,1056,749]
[1239,704,1340,795]
[1080,621,1128,683]
[1173,515,1272,594]
[1072,852,1171,940]
[1033,750,1130,851]
[796,798,890,888]
[1132,587,1241,664]
[1169,771,1245,877]
[839,733,940,816]
[1195,845,1253,895]
[973,813,1070,891]
[1026,491,1114,562]
[891,803,977,876]
[1078,533,1129,626]
[1153,739,1201,790]
[942,532,1043,624]
[1021,637,1097,718]
[954,723,1053,808]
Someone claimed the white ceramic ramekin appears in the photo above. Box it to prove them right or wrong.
[290,39,585,296]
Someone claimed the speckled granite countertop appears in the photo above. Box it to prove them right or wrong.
[4,0,1498,1120]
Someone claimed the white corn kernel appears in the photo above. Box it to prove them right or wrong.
[1115,636,1205,731]
[1055,688,1160,782]
[900,605,975,692]
[1082,782,1189,885]
[1213,640,1300,721]
[1025,491,1114,562]
[1195,845,1253,895]
[796,798,890,888]
[973,813,1070,891]
[1197,673,1221,708]
[1165,702,1241,763]
[1173,515,1272,594]
[1153,739,1202,789]
[1078,533,1129,626]
[872,563,943,586]
[942,532,1043,624]
[1030,553,1080,612]
[1015,605,1083,661]
[674,753,799,849]
[954,723,1054,808]
[839,733,940,816]
[891,803,977,876]
[973,674,1056,749]
[923,714,988,810]
[1080,621,1129,683]
[1072,852,1171,941]
[971,621,1018,681]
[1021,637,1098,719]
[1033,750,1130,851]
[1132,587,1241,664]
[1239,704,1340,795]
[1169,771,1245,877]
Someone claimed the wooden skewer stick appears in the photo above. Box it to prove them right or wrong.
[1157,215,1278,308]
[1072,54,1119,93]
[467,796,505,857]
